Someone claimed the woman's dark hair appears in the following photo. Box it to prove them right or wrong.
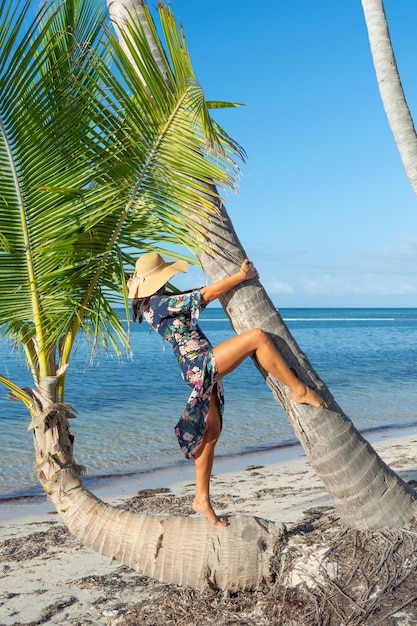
[132,297,149,323]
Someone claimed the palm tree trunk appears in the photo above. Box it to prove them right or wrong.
[29,385,284,592]
[197,200,417,530]
[362,0,417,196]
[107,0,417,530]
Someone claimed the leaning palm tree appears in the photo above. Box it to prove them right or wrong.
[0,0,284,592]
[109,0,417,534]
[361,0,417,196]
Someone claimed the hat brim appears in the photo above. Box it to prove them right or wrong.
[127,259,188,298]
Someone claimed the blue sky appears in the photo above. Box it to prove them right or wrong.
[168,1,417,308]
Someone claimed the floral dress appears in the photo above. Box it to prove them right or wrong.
[143,289,224,459]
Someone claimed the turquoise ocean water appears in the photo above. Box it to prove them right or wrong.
[1,307,417,500]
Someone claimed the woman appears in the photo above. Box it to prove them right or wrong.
[128,251,327,527]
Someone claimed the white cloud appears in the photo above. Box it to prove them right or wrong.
[266,279,295,295]
[301,273,417,297]
[259,235,417,300]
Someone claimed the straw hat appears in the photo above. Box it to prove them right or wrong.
[127,251,188,298]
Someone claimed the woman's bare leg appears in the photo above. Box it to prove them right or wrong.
[213,329,327,408]
[193,390,227,527]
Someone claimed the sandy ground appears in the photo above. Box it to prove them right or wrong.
[1,429,417,625]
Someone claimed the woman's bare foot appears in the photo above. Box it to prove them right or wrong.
[193,497,228,527]
[292,384,329,408]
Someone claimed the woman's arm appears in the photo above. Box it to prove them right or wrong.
[200,258,258,305]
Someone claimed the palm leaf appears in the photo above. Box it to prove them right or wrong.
[0,0,245,400]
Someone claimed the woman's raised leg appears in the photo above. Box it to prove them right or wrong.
[193,390,227,527]
[213,329,327,408]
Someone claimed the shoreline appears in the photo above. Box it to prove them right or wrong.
[2,421,417,521]
[0,438,306,525]
[2,424,417,526]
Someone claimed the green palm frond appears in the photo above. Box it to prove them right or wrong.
[0,0,118,376]
[0,0,245,400]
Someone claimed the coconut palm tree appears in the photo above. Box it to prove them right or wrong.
[361,0,417,196]
[0,0,282,592]
[109,0,417,535]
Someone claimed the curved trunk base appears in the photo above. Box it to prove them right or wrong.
[30,399,286,591]
[50,484,285,592]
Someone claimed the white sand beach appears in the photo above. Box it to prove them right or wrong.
[1,429,417,625]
